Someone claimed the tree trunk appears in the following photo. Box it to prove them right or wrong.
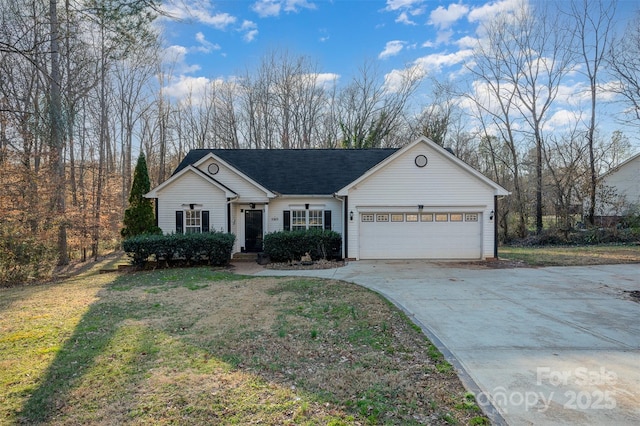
[49,0,68,265]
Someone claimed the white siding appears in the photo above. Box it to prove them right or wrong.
[229,197,342,254]
[597,155,640,215]
[156,170,227,234]
[199,159,269,201]
[347,143,496,260]
[267,197,342,233]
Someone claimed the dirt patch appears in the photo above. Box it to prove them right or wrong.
[623,290,640,303]
[435,259,530,269]
[266,259,345,270]
[102,272,489,425]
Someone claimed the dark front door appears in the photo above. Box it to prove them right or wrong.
[244,210,263,252]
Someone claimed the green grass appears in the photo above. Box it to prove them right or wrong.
[1,259,488,425]
[500,244,640,266]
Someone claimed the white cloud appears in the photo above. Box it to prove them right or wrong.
[252,0,316,18]
[313,72,340,89]
[194,32,221,53]
[396,11,417,25]
[164,75,212,100]
[240,20,259,42]
[544,109,582,132]
[162,45,201,74]
[383,64,426,93]
[413,49,474,74]
[379,40,405,60]
[385,0,424,12]
[161,1,236,30]
[429,3,469,29]
[252,0,280,17]
[455,36,478,49]
[468,0,524,24]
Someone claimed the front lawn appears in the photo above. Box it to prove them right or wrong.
[500,244,640,266]
[0,258,488,425]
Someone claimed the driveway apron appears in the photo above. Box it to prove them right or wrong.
[257,261,640,425]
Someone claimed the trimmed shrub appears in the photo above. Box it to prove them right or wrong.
[123,232,235,267]
[263,229,341,262]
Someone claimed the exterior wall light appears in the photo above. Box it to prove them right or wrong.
[490,210,494,220]
[350,211,354,221]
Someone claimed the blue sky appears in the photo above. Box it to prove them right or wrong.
[157,0,640,148]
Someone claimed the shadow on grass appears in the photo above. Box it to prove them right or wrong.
[17,269,356,425]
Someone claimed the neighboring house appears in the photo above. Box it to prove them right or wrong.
[594,152,640,224]
[145,137,510,260]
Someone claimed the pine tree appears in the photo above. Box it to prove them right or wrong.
[121,154,160,238]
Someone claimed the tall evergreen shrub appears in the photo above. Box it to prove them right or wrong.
[121,154,161,238]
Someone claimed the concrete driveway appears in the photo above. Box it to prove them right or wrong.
[256,261,640,425]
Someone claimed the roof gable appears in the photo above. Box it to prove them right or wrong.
[172,148,398,195]
[145,165,237,198]
[336,137,510,196]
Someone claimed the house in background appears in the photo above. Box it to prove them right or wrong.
[594,152,640,224]
[145,137,510,260]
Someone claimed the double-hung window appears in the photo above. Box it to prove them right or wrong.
[292,210,307,231]
[284,209,330,231]
[175,210,210,234]
[185,210,201,233]
[291,210,323,230]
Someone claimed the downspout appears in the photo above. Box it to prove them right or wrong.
[494,196,498,259]
[154,198,159,228]
[343,196,348,259]
[332,193,348,259]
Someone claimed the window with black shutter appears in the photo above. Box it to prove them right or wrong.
[202,211,210,233]
[324,210,332,230]
[175,211,184,234]
[283,210,290,231]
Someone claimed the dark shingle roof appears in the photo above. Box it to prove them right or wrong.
[173,149,398,195]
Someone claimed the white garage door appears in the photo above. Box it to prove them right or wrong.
[359,212,482,259]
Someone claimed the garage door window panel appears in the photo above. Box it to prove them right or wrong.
[465,213,479,222]
[450,213,463,222]
[421,213,433,222]
[376,214,389,222]
[391,214,404,222]
[406,214,418,222]
[435,213,448,222]
[362,214,374,222]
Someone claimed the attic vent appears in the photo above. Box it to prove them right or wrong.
[415,155,428,168]
[207,163,220,175]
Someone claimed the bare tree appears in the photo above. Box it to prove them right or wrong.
[468,2,574,234]
[565,0,617,226]
[609,11,640,126]
[338,60,422,148]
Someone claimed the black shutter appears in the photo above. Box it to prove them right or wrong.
[324,210,332,230]
[202,211,210,233]
[175,211,184,234]
[283,210,290,231]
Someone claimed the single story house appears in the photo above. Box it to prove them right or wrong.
[594,151,640,223]
[145,137,510,260]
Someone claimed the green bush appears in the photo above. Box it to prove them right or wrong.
[122,232,235,267]
[263,229,341,262]
[0,225,57,287]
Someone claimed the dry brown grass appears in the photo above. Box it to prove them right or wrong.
[3,263,489,425]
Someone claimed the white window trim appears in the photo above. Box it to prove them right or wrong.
[291,209,324,230]
[185,210,202,234]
